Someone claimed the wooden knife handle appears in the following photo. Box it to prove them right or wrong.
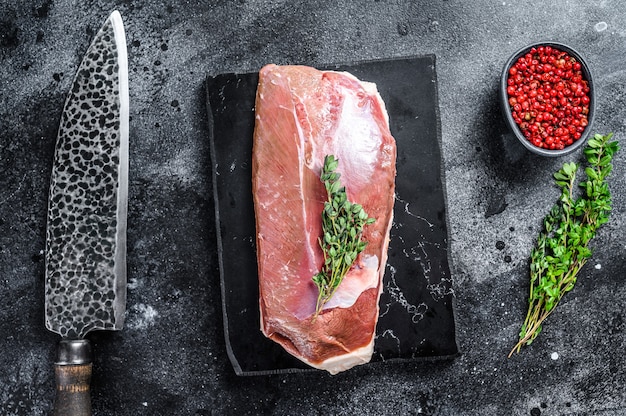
[53,339,93,416]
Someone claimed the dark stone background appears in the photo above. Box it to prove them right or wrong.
[1,1,624,415]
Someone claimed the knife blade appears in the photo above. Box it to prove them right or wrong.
[44,10,128,415]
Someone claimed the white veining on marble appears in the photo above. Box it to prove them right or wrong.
[380,265,428,324]
[375,329,401,356]
[396,194,435,229]
[391,203,454,302]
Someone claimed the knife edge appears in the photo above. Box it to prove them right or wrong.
[110,9,129,330]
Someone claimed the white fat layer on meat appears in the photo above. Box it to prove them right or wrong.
[289,71,386,187]
[322,254,379,310]
[327,83,382,191]
[338,72,390,127]
[309,338,375,375]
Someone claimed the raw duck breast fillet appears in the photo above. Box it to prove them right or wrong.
[252,64,397,374]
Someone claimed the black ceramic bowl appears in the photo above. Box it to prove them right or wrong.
[500,41,595,157]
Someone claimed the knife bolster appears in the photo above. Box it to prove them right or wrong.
[54,339,93,416]
[56,339,92,365]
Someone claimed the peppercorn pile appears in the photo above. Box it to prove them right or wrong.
[506,45,591,150]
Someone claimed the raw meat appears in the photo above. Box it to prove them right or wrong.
[252,64,396,374]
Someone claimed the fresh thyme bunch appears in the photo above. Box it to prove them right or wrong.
[312,155,375,316]
[509,133,620,357]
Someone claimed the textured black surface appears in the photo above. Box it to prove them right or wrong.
[207,57,457,375]
[1,1,626,415]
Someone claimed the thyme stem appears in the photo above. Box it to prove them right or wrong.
[312,155,375,317]
[509,133,619,357]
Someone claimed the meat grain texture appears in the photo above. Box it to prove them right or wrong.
[252,64,397,374]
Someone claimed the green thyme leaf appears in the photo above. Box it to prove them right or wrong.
[509,133,619,357]
[312,154,376,317]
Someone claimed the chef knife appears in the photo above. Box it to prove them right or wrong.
[44,10,128,415]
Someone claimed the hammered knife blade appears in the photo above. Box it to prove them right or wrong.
[44,10,129,415]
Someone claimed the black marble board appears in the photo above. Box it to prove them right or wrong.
[206,56,458,376]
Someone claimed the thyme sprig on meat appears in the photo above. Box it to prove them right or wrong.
[509,133,619,357]
[312,155,375,317]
